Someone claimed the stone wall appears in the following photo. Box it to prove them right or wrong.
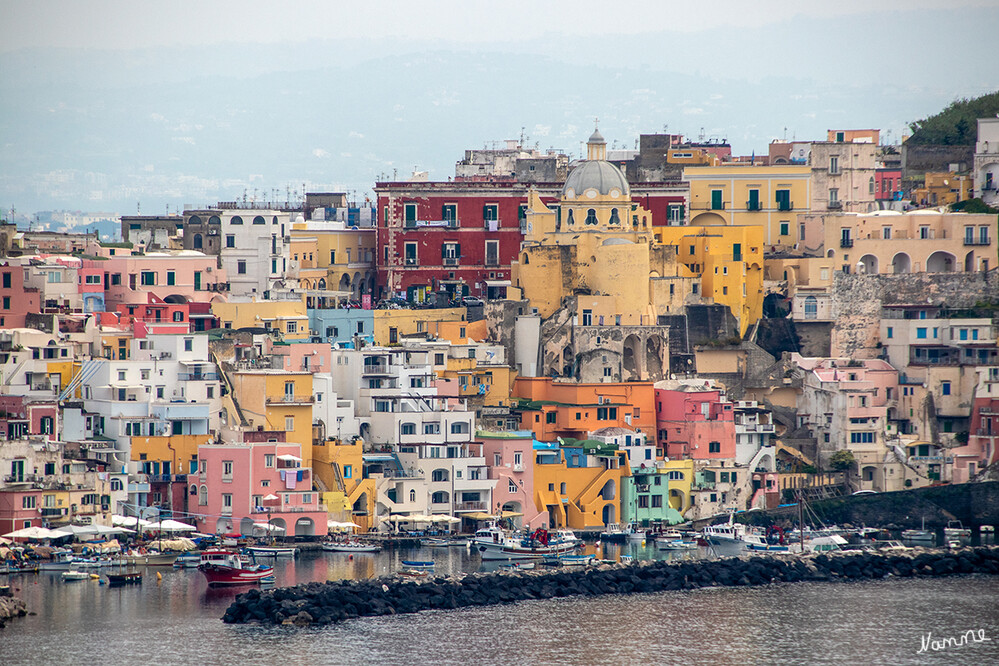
[902,144,975,179]
[830,271,999,357]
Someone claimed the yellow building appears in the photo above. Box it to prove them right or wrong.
[657,225,765,336]
[212,296,309,341]
[312,436,376,531]
[684,165,811,247]
[511,130,688,323]
[532,442,629,529]
[289,218,376,300]
[371,307,469,345]
[130,434,211,478]
[229,370,316,468]
[659,459,694,514]
[911,172,974,207]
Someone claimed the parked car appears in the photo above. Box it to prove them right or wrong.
[461,296,484,307]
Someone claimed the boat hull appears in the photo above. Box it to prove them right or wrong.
[476,540,576,561]
[322,543,380,553]
[245,547,297,557]
[199,563,274,586]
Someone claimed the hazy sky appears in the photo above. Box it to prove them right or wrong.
[3,1,998,215]
[6,0,998,51]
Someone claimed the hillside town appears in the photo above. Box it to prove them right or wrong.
[2,116,999,540]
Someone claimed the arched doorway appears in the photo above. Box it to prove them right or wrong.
[269,517,287,533]
[891,253,911,274]
[215,517,231,534]
[601,504,616,525]
[600,479,616,501]
[295,517,315,537]
[926,251,955,273]
[646,335,665,379]
[240,517,255,535]
[502,501,523,530]
[859,254,878,275]
[622,335,641,381]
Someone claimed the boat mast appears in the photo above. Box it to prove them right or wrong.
[798,491,804,552]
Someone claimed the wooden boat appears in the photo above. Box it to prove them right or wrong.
[245,545,298,558]
[118,552,179,566]
[473,525,579,561]
[397,569,429,579]
[400,559,435,569]
[172,553,201,568]
[198,549,274,586]
[421,538,451,547]
[554,554,595,566]
[322,540,381,553]
[106,570,143,586]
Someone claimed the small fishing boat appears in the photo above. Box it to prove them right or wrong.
[73,557,114,569]
[902,517,934,543]
[397,569,429,579]
[106,570,143,586]
[36,549,76,571]
[118,551,179,566]
[421,538,451,547]
[172,553,202,568]
[245,545,298,558]
[61,570,94,581]
[943,521,971,539]
[322,540,381,553]
[556,554,595,566]
[400,559,435,570]
[198,549,274,586]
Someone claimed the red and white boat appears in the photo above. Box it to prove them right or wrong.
[197,548,274,586]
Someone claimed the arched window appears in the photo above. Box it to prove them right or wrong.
[252,215,266,225]
[522,253,529,265]
[199,485,208,506]
[804,296,818,319]
[193,234,203,249]
[208,215,221,225]
[585,208,598,225]
[431,469,449,482]
[609,208,620,224]
[869,177,875,195]
[431,491,449,504]
[230,216,243,225]
[189,484,197,496]
[409,489,417,502]
[566,209,575,225]
[272,216,279,225]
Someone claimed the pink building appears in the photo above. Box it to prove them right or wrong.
[0,261,41,327]
[266,339,332,373]
[655,386,736,460]
[103,252,227,310]
[0,397,58,441]
[0,489,44,534]
[196,432,325,537]
[479,430,547,530]
[953,395,999,484]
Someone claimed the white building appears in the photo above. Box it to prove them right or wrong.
[974,118,999,206]
[216,208,292,298]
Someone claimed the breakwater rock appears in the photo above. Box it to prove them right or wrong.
[222,547,999,626]
[0,587,28,629]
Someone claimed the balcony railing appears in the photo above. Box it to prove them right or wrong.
[839,237,853,248]
[778,201,794,211]
[266,395,315,405]
[455,501,487,511]
[964,237,990,246]
[382,468,424,479]
[746,201,762,211]
[178,372,220,381]
[829,200,843,209]
[443,257,460,266]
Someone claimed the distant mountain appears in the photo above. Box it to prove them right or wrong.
[907,91,999,145]
[2,7,998,214]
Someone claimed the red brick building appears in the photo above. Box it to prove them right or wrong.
[375,179,688,302]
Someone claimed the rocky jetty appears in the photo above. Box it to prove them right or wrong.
[0,586,28,629]
[222,547,999,626]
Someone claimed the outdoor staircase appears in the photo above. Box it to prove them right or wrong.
[56,359,104,400]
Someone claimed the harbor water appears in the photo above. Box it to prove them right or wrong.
[2,542,998,665]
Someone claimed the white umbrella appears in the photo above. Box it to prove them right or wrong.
[252,522,285,534]
[431,515,461,524]
[142,519,196,533]
[51,524,100,537]
[3,526,58,540]
[262,494,279,501]
[90,524,134,535]
[112,514,151,528]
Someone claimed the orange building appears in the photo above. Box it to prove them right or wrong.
[513,377,656,442]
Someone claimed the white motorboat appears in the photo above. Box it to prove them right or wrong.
[245,545,298,558]
[943,521,971,539]
[473,524,578,561]
[322,540,381,553]
[61,570,94,581]
[788,534,849,554]
[703,513,787,557]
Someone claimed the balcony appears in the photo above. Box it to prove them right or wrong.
[745,201,762,211]
[382,468,424,479]
[455,501,487,512]
[178,372,220,381]
[964,237,990,246]
[839,237,853,248]
[443,257,460,266]
[41,507,67,517]
[266,395,315,405]
[405,219,458,229]
[778,201,794,212]
[512,463,524,472]
[829,200,844,209]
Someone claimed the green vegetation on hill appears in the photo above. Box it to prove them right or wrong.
[907,90,999,145]
[951,198,999,214]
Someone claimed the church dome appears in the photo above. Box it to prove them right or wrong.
[562,160,630,198]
